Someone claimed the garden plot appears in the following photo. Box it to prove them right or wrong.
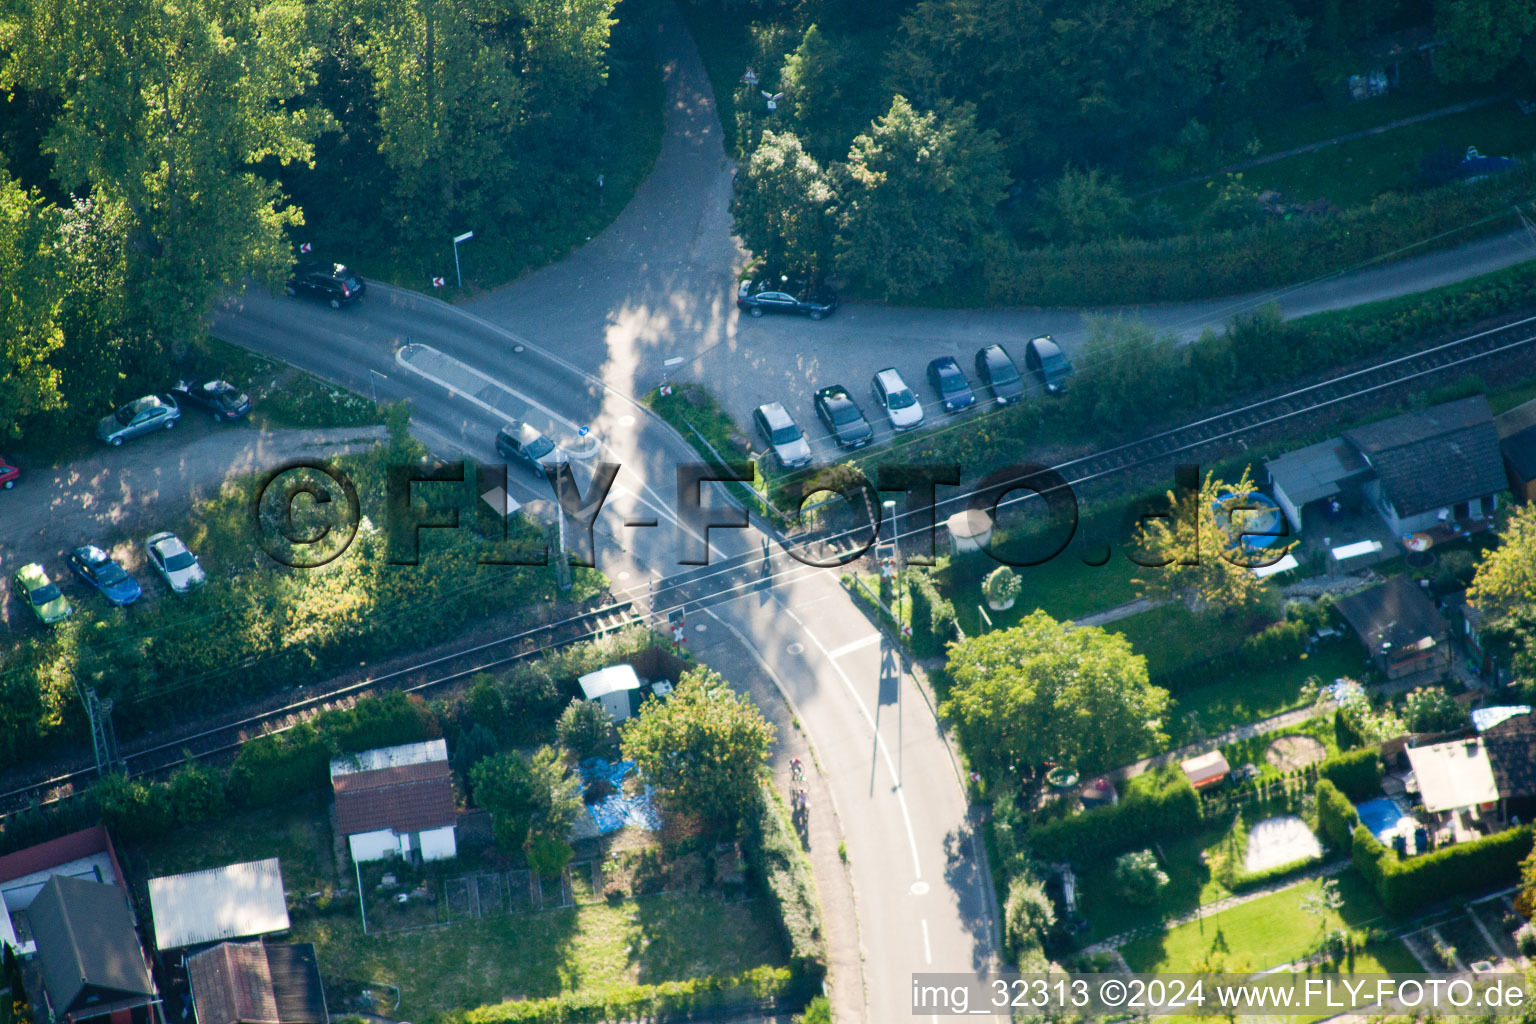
[1243,816,1323,874]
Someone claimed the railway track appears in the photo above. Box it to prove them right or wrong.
[5,309,1532,820]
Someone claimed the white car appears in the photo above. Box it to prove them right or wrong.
[145,531,207,593]
[870,368,925,432]
[752,402,813,468]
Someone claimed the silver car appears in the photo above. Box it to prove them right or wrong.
[495,421,569,476]
[98,394,181,446]
[871,368,925,432]
[753,402,812,468]
[145,531,207,593]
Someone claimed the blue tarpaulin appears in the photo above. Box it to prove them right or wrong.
[580,758,663,834]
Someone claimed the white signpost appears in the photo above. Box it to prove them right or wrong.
[452,230,474,288]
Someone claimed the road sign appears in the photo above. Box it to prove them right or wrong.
[431,276,445,287]
[298,241,312,253]
[901,624,912,638]
[453,231,474,243]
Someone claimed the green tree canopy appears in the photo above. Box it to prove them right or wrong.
[1469,503,1536,689]
[1433,0,1536,84]
[732,129,837,279]
[0,171,64,434]
[468,746,580,856]
[1033,167,1133,245]
[942,612,1169,784]
[834,96,1006,297]
[556,697,616,760]
[620,666,775,833]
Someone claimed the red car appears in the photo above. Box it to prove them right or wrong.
[0,456,17,490]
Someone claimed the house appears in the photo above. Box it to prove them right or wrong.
[1500,424,1536,503]
[578,665,642,722]
[330,739,457,863]
[1334,576,1450,681]
[1405,736,1498,842]
[1267,396,1506,537]
[29,874,160,1024]
[1479,709,1536,823]
[1180,750,1230,791]
[185,942,328,1024]
[148,859,290,952]
[0,826,127,955]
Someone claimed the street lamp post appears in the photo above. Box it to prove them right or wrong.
[452,230,474,289]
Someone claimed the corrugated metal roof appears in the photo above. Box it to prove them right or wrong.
[579,664,641,700]
[148,858,290,950]
[329,739,447,779]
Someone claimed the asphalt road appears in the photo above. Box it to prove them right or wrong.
[197,2,1536,1021]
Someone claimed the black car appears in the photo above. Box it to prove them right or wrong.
[1024,335,1073,393]
[736,279,839,320]
[286,262,365,308]
[813,385,873,449]
[975,344,1025,405]
[496,421,568,476]
[926,356,976,413]
[171,378,252,422]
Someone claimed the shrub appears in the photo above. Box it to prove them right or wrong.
[1315,779,1359,852]
[1241,619,1308,668]
[984,566,1021,607]
[907,570,957,659]
[1003,871,1056,964]
[1114,849,1169,905]
[1404,686,1471,735]
[1353,824,1534,915]
[445,965,795,1024]
[1317,748,1382,801]
[1517,923,1536,958]
[1026,766,1201,864]
[795,996,831,1024]
[741,786,827,1001]
[556,699,616,760]
[1228,855,1321,891]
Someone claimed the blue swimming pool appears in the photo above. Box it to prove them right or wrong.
[1356,797,1407,839]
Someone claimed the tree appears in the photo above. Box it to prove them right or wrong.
[1135,468,1284,616]
[733,129,837,278]
[1002,872,1055,965]
[1114,849,1169,905]
[1433,0,1536,84]
[1,0,324,346]
[942,612,1169,786]
[1404,686,1471,735]
[513,0,617,120]
[620,666,775,832]
[453,723,499,795]
[0,171,64,435]
[468,746,580,855]
[1033,167,1133,245]
[834,96,1007,297]
[556,698,616,760]
[1469,505,1536,691]
[1064,317,1187,432]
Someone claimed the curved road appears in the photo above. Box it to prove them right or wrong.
[211,4,1536,1021]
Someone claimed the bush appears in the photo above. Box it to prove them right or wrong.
[445,965,795,1024]
[1028,766,1201,864]
[795,996,831,1024]
[1353,824,1534,915]
[984,566,1021,607]
[556,699,616,760]
[1403,686,1471,735]
[1003,871,1056,965]
[1315,779,1359,852]
[907,570,957,659]
[1114,849,1170,905]
[1227,854,1321,891]
[1241,619,1308,668]
[1317,748,1382,801]
[1516,923,1536,958]
[741,786,826,1002]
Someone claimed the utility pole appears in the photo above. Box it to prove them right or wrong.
[452,231,474,289]
[83,688,122,776]
[550,509,572,592]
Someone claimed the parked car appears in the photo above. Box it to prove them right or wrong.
[753,402,813,468]
[813,385,873,449]
[975,344,1025,405]
[926,357,976,413]
[736,278,839,320]
[285,262,366,308]
[145,532,207,593]
[67,545,142,606]
[0,455,17,489]
[1023,335,1073,393]
[870,368,925,432]
[496,421,568,476]
[12,563,72,625]
[97,394,180,446]
[171,378,252,421]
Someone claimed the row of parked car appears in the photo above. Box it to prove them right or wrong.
[95,379,252,446]
[11,533,207,625]
[752,337,1075,465]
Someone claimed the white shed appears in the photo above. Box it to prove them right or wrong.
[148,857,291,951]
[579,664,642,721]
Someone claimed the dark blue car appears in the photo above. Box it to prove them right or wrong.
[68,545,142,606]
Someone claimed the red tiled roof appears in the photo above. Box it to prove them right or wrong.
[187,942,278,1024]
[332,762,455,835]
[0,826,112,885]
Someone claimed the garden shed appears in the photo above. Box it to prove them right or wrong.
[578,664,642,722]
[1180,750,1230,790]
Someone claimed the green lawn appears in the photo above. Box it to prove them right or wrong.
[293,895,787,1018]
[944,549,1145,635]
[1164,641,1364,748]
[1106,603,1256,681]
[1120,873,1391,973]
[128,793,340,895]
[1220,715,1343,782]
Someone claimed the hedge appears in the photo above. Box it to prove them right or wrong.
[1240,619,1308,669]
[1317,748,1383,802]
[907,570,958,659]
[1228,853,1322,892]
[1315,779,1359,852]
[1352,824,1534,916]
[740,786,827,1000]
[1026,766,1202,864]
[981,165,1536,307]
[443,966,795,1024]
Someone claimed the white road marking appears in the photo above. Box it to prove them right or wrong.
[827,633,881,660]
[396,342,594,447]
[921,918,933,965]
[779,595,923,881]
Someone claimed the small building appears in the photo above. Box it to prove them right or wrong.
[1406,735,1500,842]
[1268,396,1505,537]
[578,665,642,722]
[1334,577,1450,681]
[1480,709,1536,823]
[30,874,160,1024]
[0,826,127,955]
[148,858,290,952]
[185,942,328,1024]
[1500,423,1536,503]
[1180,750,1230,791]
[330,739,458,864]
